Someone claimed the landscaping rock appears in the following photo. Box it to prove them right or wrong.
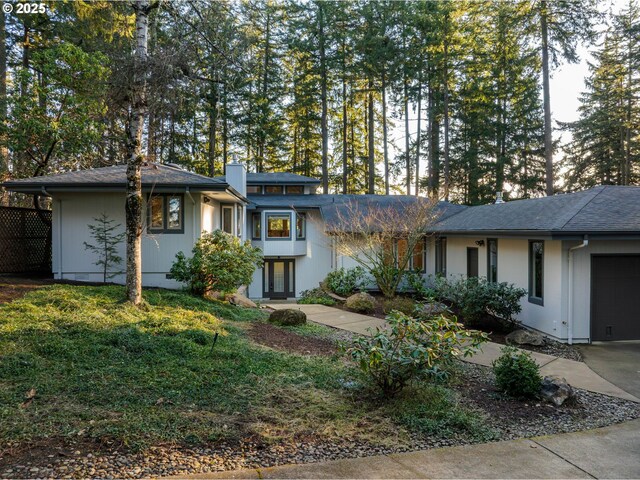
[268,309,307,326]
[506,329,545,346]
[418,302,449,318]
[227,293,257,309]
[345,292,376,313]
[540,375,575,406]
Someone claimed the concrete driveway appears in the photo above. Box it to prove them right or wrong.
[579,342,640,399]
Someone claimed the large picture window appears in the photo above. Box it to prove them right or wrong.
[529,240,544,305]
[381,238,425,272]
[148,194,184,233]
[267,214,291,239]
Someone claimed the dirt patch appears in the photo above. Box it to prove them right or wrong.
[249,322,338,357]
[0,279,45,304]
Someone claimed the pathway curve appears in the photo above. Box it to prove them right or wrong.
[265,303,639,403]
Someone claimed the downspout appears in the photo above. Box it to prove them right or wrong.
[567,235,588,345]
[185,188,196,243]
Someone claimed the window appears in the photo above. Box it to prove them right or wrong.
[487,238,498,282]
[264,185,283,194]
[529,240,544,305]
[435,237,447,276]
[222,205,233,234]
[412,239,426,272]
[147,194,183,233]
[286,185,304,194]
[266,214,291,239]
[247,185,261,194]
[296,213,306,239]
[236,207,243,237]
[252,213,262,240]
[467,247,479,278]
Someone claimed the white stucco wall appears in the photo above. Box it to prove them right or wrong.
[51,192,229,289]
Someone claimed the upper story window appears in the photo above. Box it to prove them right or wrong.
[487,238,498,283]
[222,205,233,234]
[435,237,447,276]
[286,185,304,194]
[529,240,544,305]
[267,214,291,239]
[296,213,306,239]
[148,194,184,233]
[247,185,261,194]
[264,185,283,194]
[252,212,262,240]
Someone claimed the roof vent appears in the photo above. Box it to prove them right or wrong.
[495,191,505,204]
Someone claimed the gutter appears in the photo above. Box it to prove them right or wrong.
[567,235,589,345]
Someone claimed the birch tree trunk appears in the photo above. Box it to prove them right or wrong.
[125,0,152,305]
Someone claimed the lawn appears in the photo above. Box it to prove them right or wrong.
[0,284,493,456]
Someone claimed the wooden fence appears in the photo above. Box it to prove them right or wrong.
[0,206,52,274]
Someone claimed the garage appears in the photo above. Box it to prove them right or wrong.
[591,255,640,341]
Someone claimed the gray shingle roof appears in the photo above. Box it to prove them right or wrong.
[249,194,468,232]
[433,186,640,236]
[3,163,228,193]
[216,172,321,185]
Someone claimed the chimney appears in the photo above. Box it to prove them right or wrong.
[495,191,505,204]
[225,155,247,197]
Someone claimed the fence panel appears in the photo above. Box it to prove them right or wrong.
[0,206,52,274]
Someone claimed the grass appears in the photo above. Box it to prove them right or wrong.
[0,284,493,451]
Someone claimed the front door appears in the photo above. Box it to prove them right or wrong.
[467,247,479,278]
[263,259,295,299]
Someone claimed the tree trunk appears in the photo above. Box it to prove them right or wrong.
[367,76,375,194]
[318,2,328,194]
[208,72,218,177]
[415,78,422,196]
[222,74,228,168]
[443,40,450,201]
[403,66,411,195]
[125,0,152,306]
[0,7,8,190]
[382,69,389,195]
[541,1,554,195]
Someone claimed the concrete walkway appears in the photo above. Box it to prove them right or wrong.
[265,303,639,403]
[173,418,640,479]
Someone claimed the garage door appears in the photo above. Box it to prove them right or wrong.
[591,255,640,341]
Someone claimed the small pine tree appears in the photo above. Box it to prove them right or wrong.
[84,213,126,283]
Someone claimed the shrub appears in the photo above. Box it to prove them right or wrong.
[170,230,263,296]
[492,346,542,398]
[403,270,436,300]
[298,288,336,306]
[432,276,526,326]
[383,296,416,316]
[345,292,376,313]
[325,267,368,297]
[344,311,487,396]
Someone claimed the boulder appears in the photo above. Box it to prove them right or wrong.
[418,302,450,318]
[345,292,376,313]
[269,309,307,326]
[227,293,257,309]
[540,375,575,406]
[505,329,545,346]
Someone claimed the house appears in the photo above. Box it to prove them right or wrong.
[4,161,640,343]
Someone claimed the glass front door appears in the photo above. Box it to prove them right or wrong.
[263,259,295,299]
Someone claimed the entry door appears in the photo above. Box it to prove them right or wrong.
[467,247,479,278]
[591,255,640,341]
[264,259,295,299]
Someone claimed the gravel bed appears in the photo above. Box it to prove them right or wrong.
[3,362,638,480]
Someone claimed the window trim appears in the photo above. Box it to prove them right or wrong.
[296,212,306,240]
[221,204,234,235]
[528,240,544,306]
[147,193,185,234]
[266,212,292,240]
[487,238,498,283]
[252,212,262,240]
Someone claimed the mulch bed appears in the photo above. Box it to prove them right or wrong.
[248,322,338,357]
